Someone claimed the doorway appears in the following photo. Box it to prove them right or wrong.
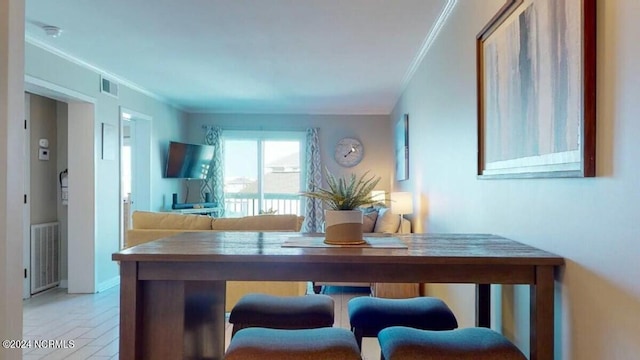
[119,107,151,249]
[121,117,134,248]
[24,76,97,295]
[23,92,67,298]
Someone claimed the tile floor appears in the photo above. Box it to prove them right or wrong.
[22,285,381,359]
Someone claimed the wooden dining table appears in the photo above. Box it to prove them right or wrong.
[112,232,564,360]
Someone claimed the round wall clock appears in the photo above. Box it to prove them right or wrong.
[334,137,363,167]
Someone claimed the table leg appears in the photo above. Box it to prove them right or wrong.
[531,266,554,360]
[141,280,186,358]
[476,283,491,327]
[119,262,142,359]
[183,281,226,360]
[134,280,225,360]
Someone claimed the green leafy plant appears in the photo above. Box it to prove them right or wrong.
[300,168,381,210]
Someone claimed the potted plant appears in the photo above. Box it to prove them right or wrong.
[300,168,381,244]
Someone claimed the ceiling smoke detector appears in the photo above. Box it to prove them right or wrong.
[42,25,62,38]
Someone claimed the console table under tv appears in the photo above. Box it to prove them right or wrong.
[113,232,564,360]
[168,206,222,217]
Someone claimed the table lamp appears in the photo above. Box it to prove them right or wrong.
[370,190,386,205]
[390,192,413,234]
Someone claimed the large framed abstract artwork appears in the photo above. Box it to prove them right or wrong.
[476,0,596,178]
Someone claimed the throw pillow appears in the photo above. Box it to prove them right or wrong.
[373,207,400,233]
[362,210,379,233]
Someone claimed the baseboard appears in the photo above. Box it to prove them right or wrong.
[97,276,120,292]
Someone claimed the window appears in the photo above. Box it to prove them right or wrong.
[223,131,306,217]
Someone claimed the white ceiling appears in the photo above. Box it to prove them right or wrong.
[25,0,451,115]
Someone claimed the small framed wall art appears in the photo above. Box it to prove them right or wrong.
[395,114,409,181]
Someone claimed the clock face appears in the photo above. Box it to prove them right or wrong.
[334,138,363,167]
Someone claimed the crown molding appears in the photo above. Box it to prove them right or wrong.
[398,0,458,95]
[25,35,185,111]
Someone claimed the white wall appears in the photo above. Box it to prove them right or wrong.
[24,42,187,291]
[186,113,394,192]
[0,0,25,358]
[391,0,640,359]
[67,101,96,293]
[29,94,58,225]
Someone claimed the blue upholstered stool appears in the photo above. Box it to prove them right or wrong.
[348,297,458,354]
[228,293,335,337]
[224,327,362,360]
[378,326,527,360]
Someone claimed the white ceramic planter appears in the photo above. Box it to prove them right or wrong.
[324,210,365,245]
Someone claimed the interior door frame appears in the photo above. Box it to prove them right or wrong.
[22,93,31,299]
[24,75,97,294]
[119,107,151,249]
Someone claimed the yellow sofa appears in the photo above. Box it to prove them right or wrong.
[125,211,308,311]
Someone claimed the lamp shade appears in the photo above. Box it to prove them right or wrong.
[370,190,386,204]
[390,192,413,214]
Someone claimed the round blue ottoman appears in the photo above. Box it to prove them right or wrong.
[225,327,361,360]
[348,296,458,349]
[229,293,334,336]
[378,326,527,360]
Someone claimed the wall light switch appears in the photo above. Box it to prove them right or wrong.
[38,148,49,161]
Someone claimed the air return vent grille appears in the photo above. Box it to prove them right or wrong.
[100,76,119,98]
[30,222,60,294]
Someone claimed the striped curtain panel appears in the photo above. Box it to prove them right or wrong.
[202,125,225,216]
[303,128,323,232]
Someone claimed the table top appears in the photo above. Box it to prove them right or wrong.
[112,232,564,266]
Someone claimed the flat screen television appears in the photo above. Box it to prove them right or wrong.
[164,141,215,179]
